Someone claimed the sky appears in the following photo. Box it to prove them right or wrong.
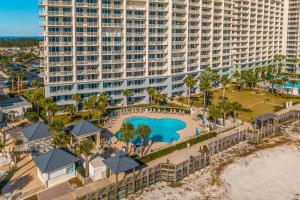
[0,0,40,36]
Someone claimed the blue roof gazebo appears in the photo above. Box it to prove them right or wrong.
[103,150,140,191]
[21,122,52,142]
[103,150,140,175]
[67,120,103,147]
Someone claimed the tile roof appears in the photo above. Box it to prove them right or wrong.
[67,120,101,138]
[103,150,140,174]
[22,122,52,142]
[34,148,80,173]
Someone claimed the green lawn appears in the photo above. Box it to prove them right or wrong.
[183,88,300,122]
[53,111,90,125]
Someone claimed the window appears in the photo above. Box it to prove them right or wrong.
[66,164,74,174]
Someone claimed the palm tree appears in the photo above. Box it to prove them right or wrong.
[208,105,221,124]
[48,103,59,122]
[65,105,76,122]
[275,79,284,94]
[77,138,94,177]
[230,101,242,122]
[218,100,231,126]
[291,56,299,74]
[153,91,164,105]
[96,93,108,124]
[42,97,54,121]
[220,75,230,99]
[236,77,246,92]
[49,119,70,148]
[51,132,70,148]
[30,80,37,88]
[84,96,97,120]
[232,71,240,82]
[72,93,82,113]
[135,125,151,155]
[270,79,277,93]
[49,119,64,132]
[122,89,132,106]
[199,78,211,112]
[119,122,135,154]
[146,87,156,105]
[274,54,286,74]
[183,75,196,108]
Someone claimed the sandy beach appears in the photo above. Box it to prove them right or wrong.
[126,120,300,200]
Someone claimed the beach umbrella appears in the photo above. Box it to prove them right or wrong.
[201,116,206,125]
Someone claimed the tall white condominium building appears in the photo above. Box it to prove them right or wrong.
[286,0,300,72]
[39,0,285,106]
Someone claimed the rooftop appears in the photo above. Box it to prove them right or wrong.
[89,156,105,168]
[103,150,140,174]
[67,120,102,138]
[0,96,31,109]
[21,122,52,142]
[34,148,80,173]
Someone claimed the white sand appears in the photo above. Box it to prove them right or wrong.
[222,145,300,200]
[128,120,300,200]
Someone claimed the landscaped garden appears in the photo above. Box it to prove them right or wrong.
[182,87,300,122]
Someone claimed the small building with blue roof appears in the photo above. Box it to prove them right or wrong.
[34,148,80,187]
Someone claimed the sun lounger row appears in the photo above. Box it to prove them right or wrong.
[146,108,186,115]
[109,107,187,120]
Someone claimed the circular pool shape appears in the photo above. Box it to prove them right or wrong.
[115,117,186,144]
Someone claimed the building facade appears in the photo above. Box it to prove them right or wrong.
[286,0,300,73]
[39,0,287,106]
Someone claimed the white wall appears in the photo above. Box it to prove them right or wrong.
[38,164,76,188]
[89,164,107,181]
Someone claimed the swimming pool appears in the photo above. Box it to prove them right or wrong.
[281,81,300,89]
[115,117,186,144]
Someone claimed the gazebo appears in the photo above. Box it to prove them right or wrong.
[252,113,276,129]
[67,120,103,148]
[103,150,140,185]
[20,122,53,151]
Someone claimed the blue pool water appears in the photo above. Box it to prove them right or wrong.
[281,81,300,89]
[115,117,186,145]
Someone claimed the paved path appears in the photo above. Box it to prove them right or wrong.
[37,183,73,200]
[2,154,42,195]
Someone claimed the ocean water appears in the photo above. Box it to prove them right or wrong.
[115,117,186,144]
[0,36,43,40]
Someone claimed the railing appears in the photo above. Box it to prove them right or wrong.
[10,185,46,200]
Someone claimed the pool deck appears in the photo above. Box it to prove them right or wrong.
[108,112,201,154]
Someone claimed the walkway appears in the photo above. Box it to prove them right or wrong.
[2,154,42,195]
